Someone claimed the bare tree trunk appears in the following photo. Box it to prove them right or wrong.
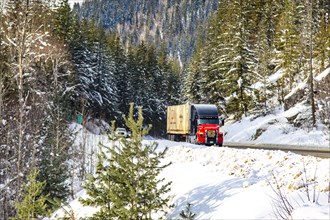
[17,30,25,192]
[53,57,60,151]
[0,52,3,122]
[309,0,316,127]
[15,0,30,199]
[0,20,3,122]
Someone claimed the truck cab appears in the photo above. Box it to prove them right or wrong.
[190,104,224,146]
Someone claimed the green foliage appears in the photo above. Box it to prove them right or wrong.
[38,146,70,211]
[53,0,73,42]
[184,0,329,119]
[183,34,206,104]
[186,0,257,118]
[274,0,301,93]
[14,168,50,220]
[314,4,330,72]
[35,91,72,212]
[64,14,180,135]
[1,0,75,218]
[80,103,172,219]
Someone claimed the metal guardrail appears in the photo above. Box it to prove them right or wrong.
[224,142,330,158]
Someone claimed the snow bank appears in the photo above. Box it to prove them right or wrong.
[222,106,329,147]
[50,131,330,219]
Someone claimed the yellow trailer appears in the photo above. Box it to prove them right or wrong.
[166,103,191,135]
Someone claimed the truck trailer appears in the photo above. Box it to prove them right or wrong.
[166,103,224,146]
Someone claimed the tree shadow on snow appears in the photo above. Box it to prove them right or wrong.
[167,177,246,219]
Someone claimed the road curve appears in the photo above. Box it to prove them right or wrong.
[224,142,330,158]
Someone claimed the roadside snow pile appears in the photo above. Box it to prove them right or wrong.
[159,144,330,219]
[51,136,330,219]
[222,105,329,147]
[160,145,330,192]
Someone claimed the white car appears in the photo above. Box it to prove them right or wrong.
[115,127,128,138]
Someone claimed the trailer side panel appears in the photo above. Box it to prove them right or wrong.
[166,103,190,134]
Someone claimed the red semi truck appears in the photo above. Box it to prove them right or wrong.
[167,103,224,146]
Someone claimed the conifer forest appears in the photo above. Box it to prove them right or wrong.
[0,0,329,218]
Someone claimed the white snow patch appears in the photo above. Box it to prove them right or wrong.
[49,125,330,219]
[222,105,329,146]
[315,67,330,81]
[269,69,283,83]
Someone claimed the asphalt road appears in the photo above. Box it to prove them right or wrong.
[224,142,330,158]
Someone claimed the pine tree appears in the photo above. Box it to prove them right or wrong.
[37,101,72,210]
[166,58,181,105]
[274,0,301,102]
[204,0,255,118]
[184,33,206,104]
[314,1,330,72]
[14,168,50,220]
[253,0,279,112]
[107,33,126,121]
[80,103,172,219]
[53,0,72,42]
[158,42,181,109]
[199,11,226,110]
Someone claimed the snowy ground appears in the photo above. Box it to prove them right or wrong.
[222,105,329,147]
[50,123,330,219]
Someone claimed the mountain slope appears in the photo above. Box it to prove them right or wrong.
[73,0,218,64]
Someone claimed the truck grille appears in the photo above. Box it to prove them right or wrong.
[207,130,216,138]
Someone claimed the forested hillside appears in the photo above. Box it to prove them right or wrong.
[73,0,219,64]
[184,0,330,126]
[75,0,330,126]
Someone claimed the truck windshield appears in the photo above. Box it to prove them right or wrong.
[197,118,219,125]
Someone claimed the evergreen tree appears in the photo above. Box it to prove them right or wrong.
[125,43,140,111]
[253,0,279,112]
[166,58,181,105]
[80,103,172,219]
[199,12,226,110]
[314,1,330,72]
[184,32,207,104]
[14,168,50,220]
[37,99,72,210]
[159,43,181,107]
[53,0,73,42]
[204,0,256,118]
[274,0,301,102]
[107,33,127,120]
[144,45,166,135]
